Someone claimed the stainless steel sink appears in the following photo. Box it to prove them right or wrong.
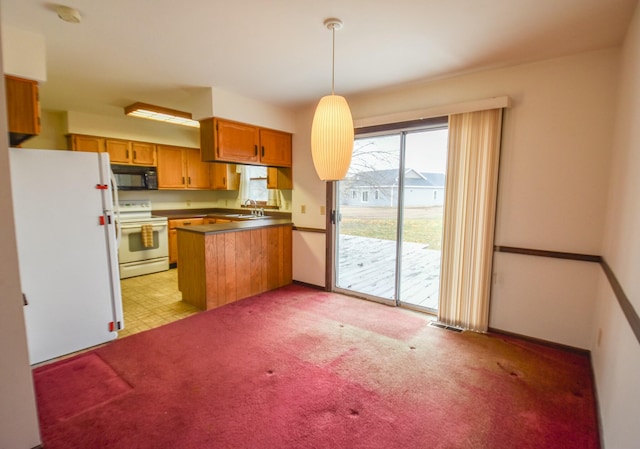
[220,213,267,219]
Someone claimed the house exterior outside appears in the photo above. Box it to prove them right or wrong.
[340,168,445,207]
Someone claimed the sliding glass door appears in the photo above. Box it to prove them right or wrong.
[334,125,448,313]
[334,134,401,306]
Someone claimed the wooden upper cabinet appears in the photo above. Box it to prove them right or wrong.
[157,145,211,190]
[200,117,291,167]
[211,163,240,190]
[5,75,40,146]
[185,148,211,189]
[70,134,157,166]
[70,134,105,153]
[157,145,186,189]
[105,139,131,164]
[267,167,293,190]
[131,141,156,165]
[210,118,260,163]
[260,129,292,167]
[107,139,156,166]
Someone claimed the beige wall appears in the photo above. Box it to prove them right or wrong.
[592,3,640,448]
[293,49,619,348]
[1,24,46,81]
[291,106,328,286]
[0,28,42,449]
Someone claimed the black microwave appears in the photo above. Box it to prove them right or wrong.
[111,165,158,190]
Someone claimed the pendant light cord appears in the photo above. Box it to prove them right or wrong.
[331,24,336,95]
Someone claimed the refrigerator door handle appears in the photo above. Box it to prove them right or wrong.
[22,293,28,306]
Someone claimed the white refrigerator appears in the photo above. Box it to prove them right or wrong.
[9,148,124,365]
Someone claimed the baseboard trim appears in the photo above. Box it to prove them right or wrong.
[292,226,326,234]
[488,327,590,356]
[292,280,326,291]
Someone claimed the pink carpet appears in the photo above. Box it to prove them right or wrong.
[33,285,600,448]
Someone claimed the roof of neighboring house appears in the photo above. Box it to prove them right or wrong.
[346,169,445,188]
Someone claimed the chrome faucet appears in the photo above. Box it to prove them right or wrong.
[244,198,257,215]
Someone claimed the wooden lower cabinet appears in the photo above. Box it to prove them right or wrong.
[168,218,204,264]
[178,224,292,310]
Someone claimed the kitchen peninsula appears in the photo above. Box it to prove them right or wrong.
[177,217,292,310]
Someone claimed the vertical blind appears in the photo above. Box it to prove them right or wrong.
[438,108,503,332]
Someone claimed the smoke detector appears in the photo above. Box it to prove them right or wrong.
[55,5,82,23]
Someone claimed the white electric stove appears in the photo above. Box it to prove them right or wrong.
[117,200,169,279]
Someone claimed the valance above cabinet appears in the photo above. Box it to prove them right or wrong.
[200,118,292,168]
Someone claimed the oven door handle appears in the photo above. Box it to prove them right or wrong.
[120,223,168,231]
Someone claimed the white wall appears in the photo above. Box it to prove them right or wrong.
[0,27,42,449]
[592,3,640,448]
[292,105,328,286]
[66,110,200,148]
[1,24,46,81]
[192,86,297,133]
[294,49,620,348]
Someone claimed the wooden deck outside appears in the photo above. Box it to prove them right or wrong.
[336,234,441,310]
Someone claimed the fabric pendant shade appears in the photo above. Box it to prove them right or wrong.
[311,94,354,181]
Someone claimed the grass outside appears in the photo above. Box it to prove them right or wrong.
[339,207,444,250]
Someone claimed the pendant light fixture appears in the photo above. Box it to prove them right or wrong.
[311,18,354,181]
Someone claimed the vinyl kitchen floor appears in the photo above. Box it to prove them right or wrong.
[118,268,200,338]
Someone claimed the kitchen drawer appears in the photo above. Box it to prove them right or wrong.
[168,217,205,229]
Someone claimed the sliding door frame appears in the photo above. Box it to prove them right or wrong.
[326,116,448,309]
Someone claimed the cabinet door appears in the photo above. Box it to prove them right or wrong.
[259,128,292,167]
[211,163,239,190]
[169,229,178,264]
[106,139,131,164]
[71,135,105,153]
[131,142,156,166]
[267,167,293,190]
[157,145,186,189]
[215,119,260,164]
[5,75,40,139]
[185,148,211,189]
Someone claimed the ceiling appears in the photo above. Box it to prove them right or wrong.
[2,0,638,118]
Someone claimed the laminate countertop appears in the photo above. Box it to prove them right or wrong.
[176,218,293,236]
[154,208,291,221]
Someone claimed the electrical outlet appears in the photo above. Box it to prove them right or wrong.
[320,206,326,215]
[301,204,306,214]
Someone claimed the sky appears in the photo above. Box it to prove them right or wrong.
[350,128,448,175]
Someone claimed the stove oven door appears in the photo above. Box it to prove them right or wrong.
[119,220,169,267]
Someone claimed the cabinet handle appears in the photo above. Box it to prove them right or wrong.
[126,150,129,158]
[217,146,220,157]
[182,176,185,185]
[261,146,265,157]
[184,222,191,225]
[254,145,258,156]
[133,150,137,160]
[188,176,192,185]
[222,176,226,186]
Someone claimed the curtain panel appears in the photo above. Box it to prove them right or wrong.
[438,108,503,332]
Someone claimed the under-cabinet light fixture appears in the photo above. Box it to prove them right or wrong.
[124,102,200,128]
